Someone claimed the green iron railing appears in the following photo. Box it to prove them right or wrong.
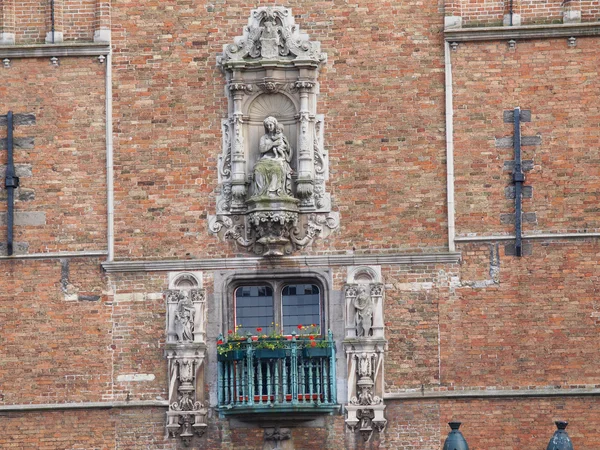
[216,331,337,414]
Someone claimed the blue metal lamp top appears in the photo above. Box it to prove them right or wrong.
[546,421,574,450]
[442,422,469,450]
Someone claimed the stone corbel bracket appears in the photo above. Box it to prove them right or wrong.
[209,211,339,257]
[165,288,208,445]
[343,268,387,440]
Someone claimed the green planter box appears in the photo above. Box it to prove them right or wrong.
[302,347,333,358]
[217,350,246,362]
[255,348,287,359]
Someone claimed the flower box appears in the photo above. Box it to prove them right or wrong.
[302,347,333,358]
[254,348,287,359]
[217,350,246,361]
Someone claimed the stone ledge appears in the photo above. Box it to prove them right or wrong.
[102,252,462,273]
[0,250,107,260]
[0,400,169,412]
[385,387,600,400]
[455,232,600,242]
[445,21,600,42]
[0,42,110,59]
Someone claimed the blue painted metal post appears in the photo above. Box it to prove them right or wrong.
[246,337,254,406]
[328,330,337,403]
[291,333,298,405]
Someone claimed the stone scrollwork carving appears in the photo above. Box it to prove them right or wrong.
[211,7,337,256]
[343,271,387,440]
[218,7,326,65]
[165,288,207,446]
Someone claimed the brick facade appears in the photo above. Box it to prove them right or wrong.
[1,0,599,449]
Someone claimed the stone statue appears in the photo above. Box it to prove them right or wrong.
[175,291,195,342]
[251,116,293,199]
[354,285,373,337]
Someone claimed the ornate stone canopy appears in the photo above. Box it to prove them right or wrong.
[209,7,338,256]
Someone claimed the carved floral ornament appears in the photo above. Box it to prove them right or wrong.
[210,7,338,256]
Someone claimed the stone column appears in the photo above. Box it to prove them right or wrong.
[45,0,64,43]
[0,0,15,45]
[94,0,111,42]
[295,80,315,208]
[229,78,249,211]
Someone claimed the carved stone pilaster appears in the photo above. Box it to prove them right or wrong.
[165,288,208,445]
[343,269,387,440]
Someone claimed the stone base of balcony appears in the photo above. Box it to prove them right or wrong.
[217,403,340,419]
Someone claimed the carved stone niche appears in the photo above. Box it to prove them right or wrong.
[165,272,208,446]
[343,266,387,441]
[209,6,338,256]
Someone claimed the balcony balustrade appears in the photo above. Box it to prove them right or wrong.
[217,331,338,416]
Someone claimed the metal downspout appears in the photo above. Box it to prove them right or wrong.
[105,52,114,261]
[444,41,456,253]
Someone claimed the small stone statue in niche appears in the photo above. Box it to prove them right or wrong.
[175,291,195,342]
[354,285,374,337]
[251,116,294,199]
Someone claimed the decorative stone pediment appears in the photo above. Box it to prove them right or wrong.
[210,7,337,256]
[217,7,326,68]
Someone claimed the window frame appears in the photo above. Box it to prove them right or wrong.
[221,270,331,339]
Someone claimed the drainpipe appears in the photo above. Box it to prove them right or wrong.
[105,52,114,261]
[444,41,456,253]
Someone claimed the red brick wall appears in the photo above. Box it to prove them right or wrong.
[0,408,173,449]
[64,0,96,41]
[444,241,600,387]
[0,259,109,404]
[10,0,97,44]
[0,58,107,253]
[452,37,600,237]
[447,0,600,26]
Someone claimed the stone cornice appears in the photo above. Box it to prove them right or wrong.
[385,386,600,400]
[0,42,110,59]
[0,400,169,412]
[102,252,461,273]
[445,21,600,42]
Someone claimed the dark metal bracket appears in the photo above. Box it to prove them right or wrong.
[512,107,524,257]
[2,112,34,256]
[4,111,19,255]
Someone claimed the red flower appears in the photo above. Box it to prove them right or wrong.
[256,327,262,333]
[286,335,293,340]
[228,330,233,334]
[297,324,303,330]
[309,335,315,340]
[310,340,317,348]
[217,339,223,345]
